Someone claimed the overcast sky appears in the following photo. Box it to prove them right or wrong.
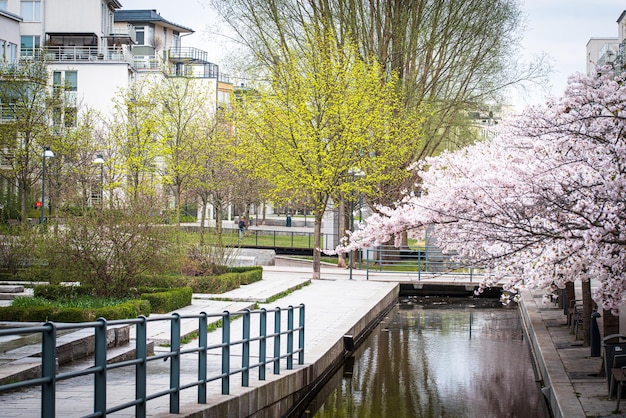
[122,0,624,108]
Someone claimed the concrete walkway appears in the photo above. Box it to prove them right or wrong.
[0,260,624,417]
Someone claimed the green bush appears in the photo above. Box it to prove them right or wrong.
[0,298,151,322]
[141,287,192,314]
[34,284,95,299]
[141,266,262,293]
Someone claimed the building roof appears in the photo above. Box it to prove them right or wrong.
[114,10,193,33]
[0,9,23,22]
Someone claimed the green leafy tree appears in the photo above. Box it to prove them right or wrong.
[210,0,549,205]
[233,31,420,278]
[0,59,56,221]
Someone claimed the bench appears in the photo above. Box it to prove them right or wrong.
[610,368,626,412]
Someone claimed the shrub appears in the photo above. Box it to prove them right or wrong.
[141,287,192,314]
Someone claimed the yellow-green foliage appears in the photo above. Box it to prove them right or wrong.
[233,29,423,208]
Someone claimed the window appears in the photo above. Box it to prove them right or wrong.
[52,71,78,128]
[64,71,78,91]
[20,35,40,56]
[135,27,144,45]
[20,0,41,21]
[0,1,7,11]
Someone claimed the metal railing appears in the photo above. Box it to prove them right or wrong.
[0,305,305,418]
[364,245,483,281]
[22,47,134,65]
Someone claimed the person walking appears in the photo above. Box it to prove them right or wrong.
[238,216,246,239]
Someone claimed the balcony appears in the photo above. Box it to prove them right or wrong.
[106,24,136,45]
[24,47,134,65]
[167,47,209,64]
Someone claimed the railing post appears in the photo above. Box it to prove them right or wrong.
[242,309,251,387]
[259,308,267,380]
[287,306,294,369]
[198,312,208,404]
[42,322,56,418]
[274,307,281,375]
[136,316,148,418]
[298,304,305,365]
[170,313,181,414]
[418,249,422,281]
[221,311,231,394]
[94,318,107,416]
[379,246,383,272]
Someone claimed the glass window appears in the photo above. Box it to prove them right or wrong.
[0,1,7,11]
[20,0,41,21]
[135,27,144,45]
[20,36,40,56]
[65,71,78,91]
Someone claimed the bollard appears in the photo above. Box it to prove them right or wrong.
[591,311,601,357]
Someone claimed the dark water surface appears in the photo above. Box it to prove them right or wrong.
[304,297,549,418]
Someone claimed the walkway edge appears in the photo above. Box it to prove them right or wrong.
[158,283,400,417]
[519,289,585,418]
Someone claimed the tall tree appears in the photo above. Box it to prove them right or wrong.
[153,77,215,226]
[208,0,548,204]
[232,30,420,279]
[0,59,56,221]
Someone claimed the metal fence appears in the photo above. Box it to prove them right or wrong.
[0,305,305,418]
[364,246,483,281]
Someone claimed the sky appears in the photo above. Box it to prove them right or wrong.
[122,0,625,108]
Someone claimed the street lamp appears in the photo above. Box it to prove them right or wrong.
[40,146,54,226]
[348,168,365,280]
[92,154,105,212]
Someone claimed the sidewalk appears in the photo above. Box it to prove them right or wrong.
[0,261,623,417]
[521,288,623,418]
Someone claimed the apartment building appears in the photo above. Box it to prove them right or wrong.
[0,0,232,218]
[586,10,626,75]
[1,0,231,120]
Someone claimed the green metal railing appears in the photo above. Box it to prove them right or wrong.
[364,246,483,281]
[0,305,305,417]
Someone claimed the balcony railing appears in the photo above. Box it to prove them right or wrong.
[168,47,209,64]
[23,47,134,65]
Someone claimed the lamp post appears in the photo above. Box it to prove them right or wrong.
[93,154,105,212]
[40,146,54,226]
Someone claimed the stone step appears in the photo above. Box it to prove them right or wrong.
[0,324,135,385]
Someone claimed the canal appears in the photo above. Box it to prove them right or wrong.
[302,296,550,417]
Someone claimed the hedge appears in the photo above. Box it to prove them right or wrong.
[140,287,193,314]
[0,299,151,322]
[141,267,263,293]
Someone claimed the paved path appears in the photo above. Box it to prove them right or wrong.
[0,263,397,417]
[0,260,624,417]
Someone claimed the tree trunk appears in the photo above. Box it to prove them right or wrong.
[337,198,346,268]
[313,213,323,280]
[582,280,592,347]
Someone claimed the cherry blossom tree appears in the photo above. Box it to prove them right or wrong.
[340,70,626,316]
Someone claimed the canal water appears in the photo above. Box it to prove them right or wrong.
[303,296,549,418]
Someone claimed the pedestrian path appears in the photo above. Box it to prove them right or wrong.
[0,264,397,417]
[522,287,625,418]
[0,261,624,417]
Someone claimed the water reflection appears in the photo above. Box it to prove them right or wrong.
[305,297,548,418]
